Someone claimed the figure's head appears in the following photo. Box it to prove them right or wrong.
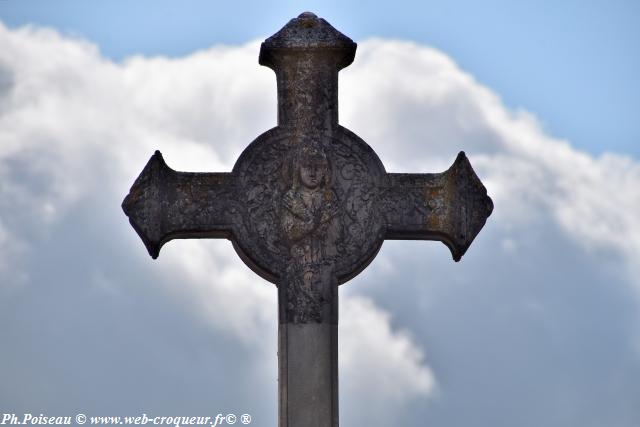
[292,138,330,190]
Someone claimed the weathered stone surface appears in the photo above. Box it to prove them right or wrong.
[122,151,236,259]
[122,11,492,427]
[384,151,494,261]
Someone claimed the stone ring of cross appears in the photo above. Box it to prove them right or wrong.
[122,11,492,427]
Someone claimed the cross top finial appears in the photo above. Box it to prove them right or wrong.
[259,11,355,54]
[259,12,355,131]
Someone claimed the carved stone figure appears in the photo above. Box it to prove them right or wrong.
[281,138,341,322]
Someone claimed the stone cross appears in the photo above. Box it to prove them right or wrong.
[122,12,492,427]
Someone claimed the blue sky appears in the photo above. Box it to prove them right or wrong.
[1,2,640,426]
[2,0,639,158]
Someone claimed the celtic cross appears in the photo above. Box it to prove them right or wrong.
[122,12,493,427]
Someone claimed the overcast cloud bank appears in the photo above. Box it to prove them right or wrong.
[1,23,639,426]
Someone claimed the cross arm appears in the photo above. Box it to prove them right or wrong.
[121,151,237,259]
[382,152,493,261]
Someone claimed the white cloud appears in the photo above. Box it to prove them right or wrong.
[342,39,640,280]
[340,295,436,402]
[1,22,639,426]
